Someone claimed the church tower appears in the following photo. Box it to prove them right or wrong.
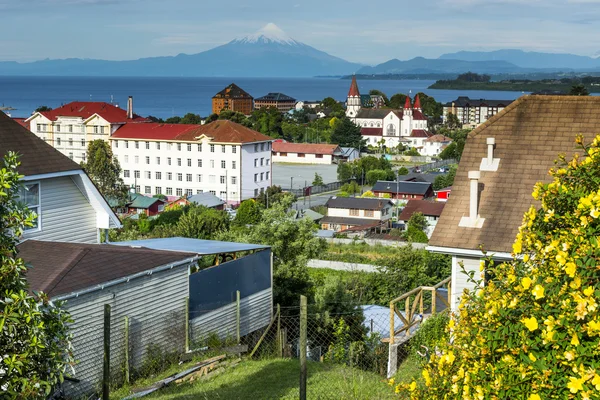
[401,96,413,137]
[345,75,362,118]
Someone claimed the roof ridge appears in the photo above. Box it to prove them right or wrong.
[43,247,90,295]
[467,95,530,139]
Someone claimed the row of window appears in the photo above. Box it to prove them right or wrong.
[36,124,106,134]
[253,157,270,166]
[123,170,239,185]
[140,187,232,198]
[254,172,270,182]
[277,152,324,159]
[54,138,86,147]
[349,209,375,217]
[122,156,243,169]
[113,140,272,152]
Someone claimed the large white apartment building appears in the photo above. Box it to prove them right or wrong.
[110,120,273,205]
[25,98,147,162]
[442,96,514,128]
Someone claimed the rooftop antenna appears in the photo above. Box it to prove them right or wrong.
[111,95,114,104]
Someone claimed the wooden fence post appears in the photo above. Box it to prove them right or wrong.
[389,301,395,345]
[124,316,129,385]
[432,289,437,315]
[236,290,241,343]
[300,295,307,400]
[185,297,190,352]
[103,304,111,400]
[276,304,282,358]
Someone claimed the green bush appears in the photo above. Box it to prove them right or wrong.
[409,312,449,362]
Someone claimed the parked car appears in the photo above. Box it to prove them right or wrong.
[225,209,237,220]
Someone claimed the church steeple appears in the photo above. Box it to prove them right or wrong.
[404,96,412,117]
[348,75,360,97]
[345,75,362,118]
[413,94,422,110]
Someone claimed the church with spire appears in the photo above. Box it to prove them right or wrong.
[345,76,431,150]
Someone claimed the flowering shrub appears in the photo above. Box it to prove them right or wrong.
[396,135,600,399]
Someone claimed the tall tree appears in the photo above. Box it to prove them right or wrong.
[330,117,367,150]
[174,205,230,239]
[234,199,264,226]
[35,105,52,112]
[414,92,443,124]
[1,152,73,398]
[180,113,202,124]
[312,173,324,186]
[251,107,283,138]
[390,93,408,109]
[569,84,590,96]
[81,140,128,203]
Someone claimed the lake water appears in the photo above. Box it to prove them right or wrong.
[0,76,530,119]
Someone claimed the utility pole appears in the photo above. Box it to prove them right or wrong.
[291,177,294,193]
[304,180,307,205]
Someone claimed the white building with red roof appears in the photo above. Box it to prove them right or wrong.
[272,141,342,165]
[421,134,453,157]
[110,120,273,205]
[24,97,148,162]
[345,79,431,150]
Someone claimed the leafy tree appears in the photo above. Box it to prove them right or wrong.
[147,115,164,123]
[456,71,491,82]
[165,116,182,124]
[445,112,462,129]
[35,105,52,112]
[337,162,356,181]
[398,166,409,176]
[368,89,390,106]
[390,93,408,109]
[330,117,366,150]
[251,107,283,138]
[206,110,252,127]
[1,152,73,398]
[312,173,324,187]
[414,92,443,124]
[81,139,127,204]
[361,190,376,198]
[320,97,344,113]
[337,191,350,197]
[366,169,390,185]
[256,186,290,208]
[569,84,590,96]
[219,202,327,307]
[408,211,427,231]
[438,141,458,160]
[432,165,457,190]
[398,135,600,398]
[234,199,264,226]
[174,205,230,239]
[404,147,421,156]
[180,113,202,124]
[340,181,361,195]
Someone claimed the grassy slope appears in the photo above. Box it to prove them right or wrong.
[145,359,396,400]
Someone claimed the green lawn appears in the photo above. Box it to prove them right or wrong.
[144,359,396,400]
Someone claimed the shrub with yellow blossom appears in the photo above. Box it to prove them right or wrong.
[396,135,600,399]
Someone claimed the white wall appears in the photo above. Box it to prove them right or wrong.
[450,256,480,311]
[22,176,99,244]
[272,152,333,165]
[114,138,271,204]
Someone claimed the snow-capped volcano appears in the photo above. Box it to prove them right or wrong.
[234,23,300,46]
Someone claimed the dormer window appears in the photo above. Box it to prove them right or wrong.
[19,183,41,231]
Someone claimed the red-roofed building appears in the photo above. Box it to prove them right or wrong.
[272,141,342,164]
[24,97,149,163]
[110,120,273,205]
[344,79,431,149]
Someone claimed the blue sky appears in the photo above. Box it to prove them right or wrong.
[2,0,600,64]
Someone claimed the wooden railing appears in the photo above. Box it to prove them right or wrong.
[387,277,451,344]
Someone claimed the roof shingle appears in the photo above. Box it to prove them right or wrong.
[430,95,600,254]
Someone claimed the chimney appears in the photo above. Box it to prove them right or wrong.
[459,170,485,228]
[486,137,495,164]
[480,137,500,171]
[127,96,133,119]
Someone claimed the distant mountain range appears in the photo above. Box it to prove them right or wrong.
[3,30,600,77]
[0,23,361,78]
[359,50,600,76]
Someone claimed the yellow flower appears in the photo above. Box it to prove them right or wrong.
[513,239,522,254]
[409,381,417,392]
[523,254,530,263]
[571,276,582,290]
[584,286,594,297]
[566,262,577,278]
[568,376,585,393]
[528,353,537,362]
[592,374,600,390]
[529,394,541,400]
[532,284,545,300]
[522,316,539,331]
[564,351,575,361]
[556,251,567,265]
[422,369,431,386]
[448,318,455,329]
[388,378,395,386]
[588,320,600,332]
[522,277,532,290]
[571,333,580,346]
[592,207,600,219]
